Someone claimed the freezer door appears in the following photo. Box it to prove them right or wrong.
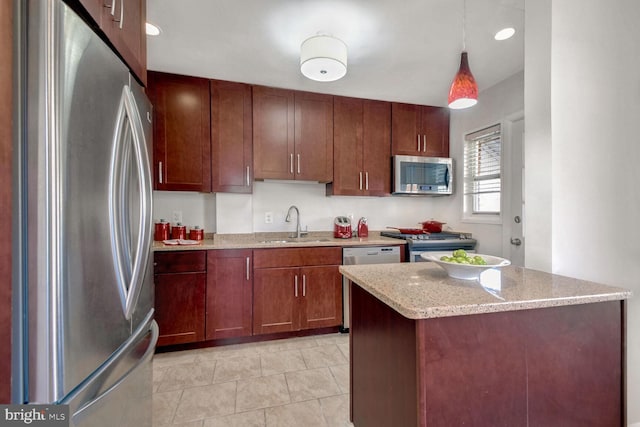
[61,314,158,427]
[23,0,153,403]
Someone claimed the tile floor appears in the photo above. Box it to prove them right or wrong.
[152,333,354,427]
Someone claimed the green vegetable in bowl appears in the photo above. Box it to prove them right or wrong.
[441,251,487,265]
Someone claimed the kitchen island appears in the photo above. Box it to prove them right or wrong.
[339,262,632,427]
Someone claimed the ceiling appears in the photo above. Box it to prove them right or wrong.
[146,0,524,107]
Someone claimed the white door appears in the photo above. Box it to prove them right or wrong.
[507,118,525,266]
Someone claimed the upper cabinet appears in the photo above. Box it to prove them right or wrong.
[148,71,212,192]
[211,80,253,193]
[253,86,333,182]
[391,103,450,157]
[78,0,147,85]
[329,96,391,196]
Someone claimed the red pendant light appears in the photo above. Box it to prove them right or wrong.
[448,51,478,109]
[448,0,478,109]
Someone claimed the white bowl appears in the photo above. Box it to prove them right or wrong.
[420,252,511,280]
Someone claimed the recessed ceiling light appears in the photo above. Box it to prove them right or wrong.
[146,22,161,36]
[494,27,515,41]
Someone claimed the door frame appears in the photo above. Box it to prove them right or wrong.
[501,111,525,265]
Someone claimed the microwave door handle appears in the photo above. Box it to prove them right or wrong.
[445,164,451,189]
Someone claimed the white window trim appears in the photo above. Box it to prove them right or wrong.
[461,122,505,225]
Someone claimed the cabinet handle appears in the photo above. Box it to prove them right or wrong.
[423,134,427,152]
[246,257,250,280]
[158,161,163,184]
[359,172,363,190]
[297,154,301,174]
[105,0,115,12]
[246,166,250,186]
[417,134,420,152]
[118,0,124,29]
[302,274,306,297]
[290,154,294,174]
[294,275,298,297]
[365,172,369,190]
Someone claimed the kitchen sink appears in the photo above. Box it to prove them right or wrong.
[258,238,332,244]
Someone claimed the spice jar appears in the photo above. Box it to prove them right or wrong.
[189,226,204,241]
[171,223,186,240]
[154,219,170,241]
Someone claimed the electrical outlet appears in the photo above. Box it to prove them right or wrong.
[265,212,273,224]
[172,210,183,224]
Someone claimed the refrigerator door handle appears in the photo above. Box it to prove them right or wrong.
[61,313,158,421]
[109,85,153,320]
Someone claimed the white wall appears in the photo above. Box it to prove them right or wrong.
[216,181,453,235]
[527,0,640,423]
[442,71,524,256]
[153,191,216,231]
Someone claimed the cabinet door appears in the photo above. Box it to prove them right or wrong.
[211,80,253,193]
[101,0,146,85]
[252,86,295,180]
[391,103,422,156]
[155,272,206,346]
[421,106,450,157]
[294,92,334,182]
[253,268,299,335]
[331,96,364,195]
[362,100,391,196]
[299,266,342,330]
[78,0,103,26]
[206,250,253,340]
[149,72,211,192]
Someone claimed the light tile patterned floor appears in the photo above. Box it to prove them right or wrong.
[152,333,354,427]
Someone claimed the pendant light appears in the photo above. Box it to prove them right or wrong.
[448,0,478,109]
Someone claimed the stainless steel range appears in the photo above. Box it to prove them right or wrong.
[380,231,477,262]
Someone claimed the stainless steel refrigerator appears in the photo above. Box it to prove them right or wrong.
[13,0,157,425]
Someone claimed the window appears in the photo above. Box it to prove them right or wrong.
[464,124,502,216]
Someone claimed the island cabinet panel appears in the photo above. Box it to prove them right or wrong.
[148,71,211,192]
[391,103,449,157]
[350,283,624,427]
[206,250,253,340]
[253,247,342,335]
[329,96,391,196]
[211,80,253,193]
[253,86,333,182]
[154,251,207,346]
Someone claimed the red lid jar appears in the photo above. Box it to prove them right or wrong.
[154,220,170,241]
[189,226,204,241]
[171,223,186,240]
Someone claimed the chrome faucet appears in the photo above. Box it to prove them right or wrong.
[285,205,302,238]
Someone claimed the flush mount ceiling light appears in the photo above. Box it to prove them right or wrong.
[145,22,161,36]
[300,35,347,82]
[494,27,516,41]
[448,0,478,109]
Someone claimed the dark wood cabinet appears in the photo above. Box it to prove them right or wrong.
[148,72,212,192]
[211,80,253,193]
[78,0,147,85]
[391,103,450,157]
[329,96,391,196]
[154,251,207,346]
[253,247,342,335]
[206,250,253,340]
[253,86,333,182]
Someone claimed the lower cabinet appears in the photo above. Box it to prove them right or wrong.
[206,249,253,340]
[253,247,342,335]
[154,251,206,346]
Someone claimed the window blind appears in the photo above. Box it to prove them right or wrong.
[464,124,501,214]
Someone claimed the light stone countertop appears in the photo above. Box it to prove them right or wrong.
[152,231,406,251]
[339,262,632,320]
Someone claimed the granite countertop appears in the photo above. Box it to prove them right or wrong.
[339,262,632,320]
[152,231,406,251]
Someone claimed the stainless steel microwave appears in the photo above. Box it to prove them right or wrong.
[393,155,453,195]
